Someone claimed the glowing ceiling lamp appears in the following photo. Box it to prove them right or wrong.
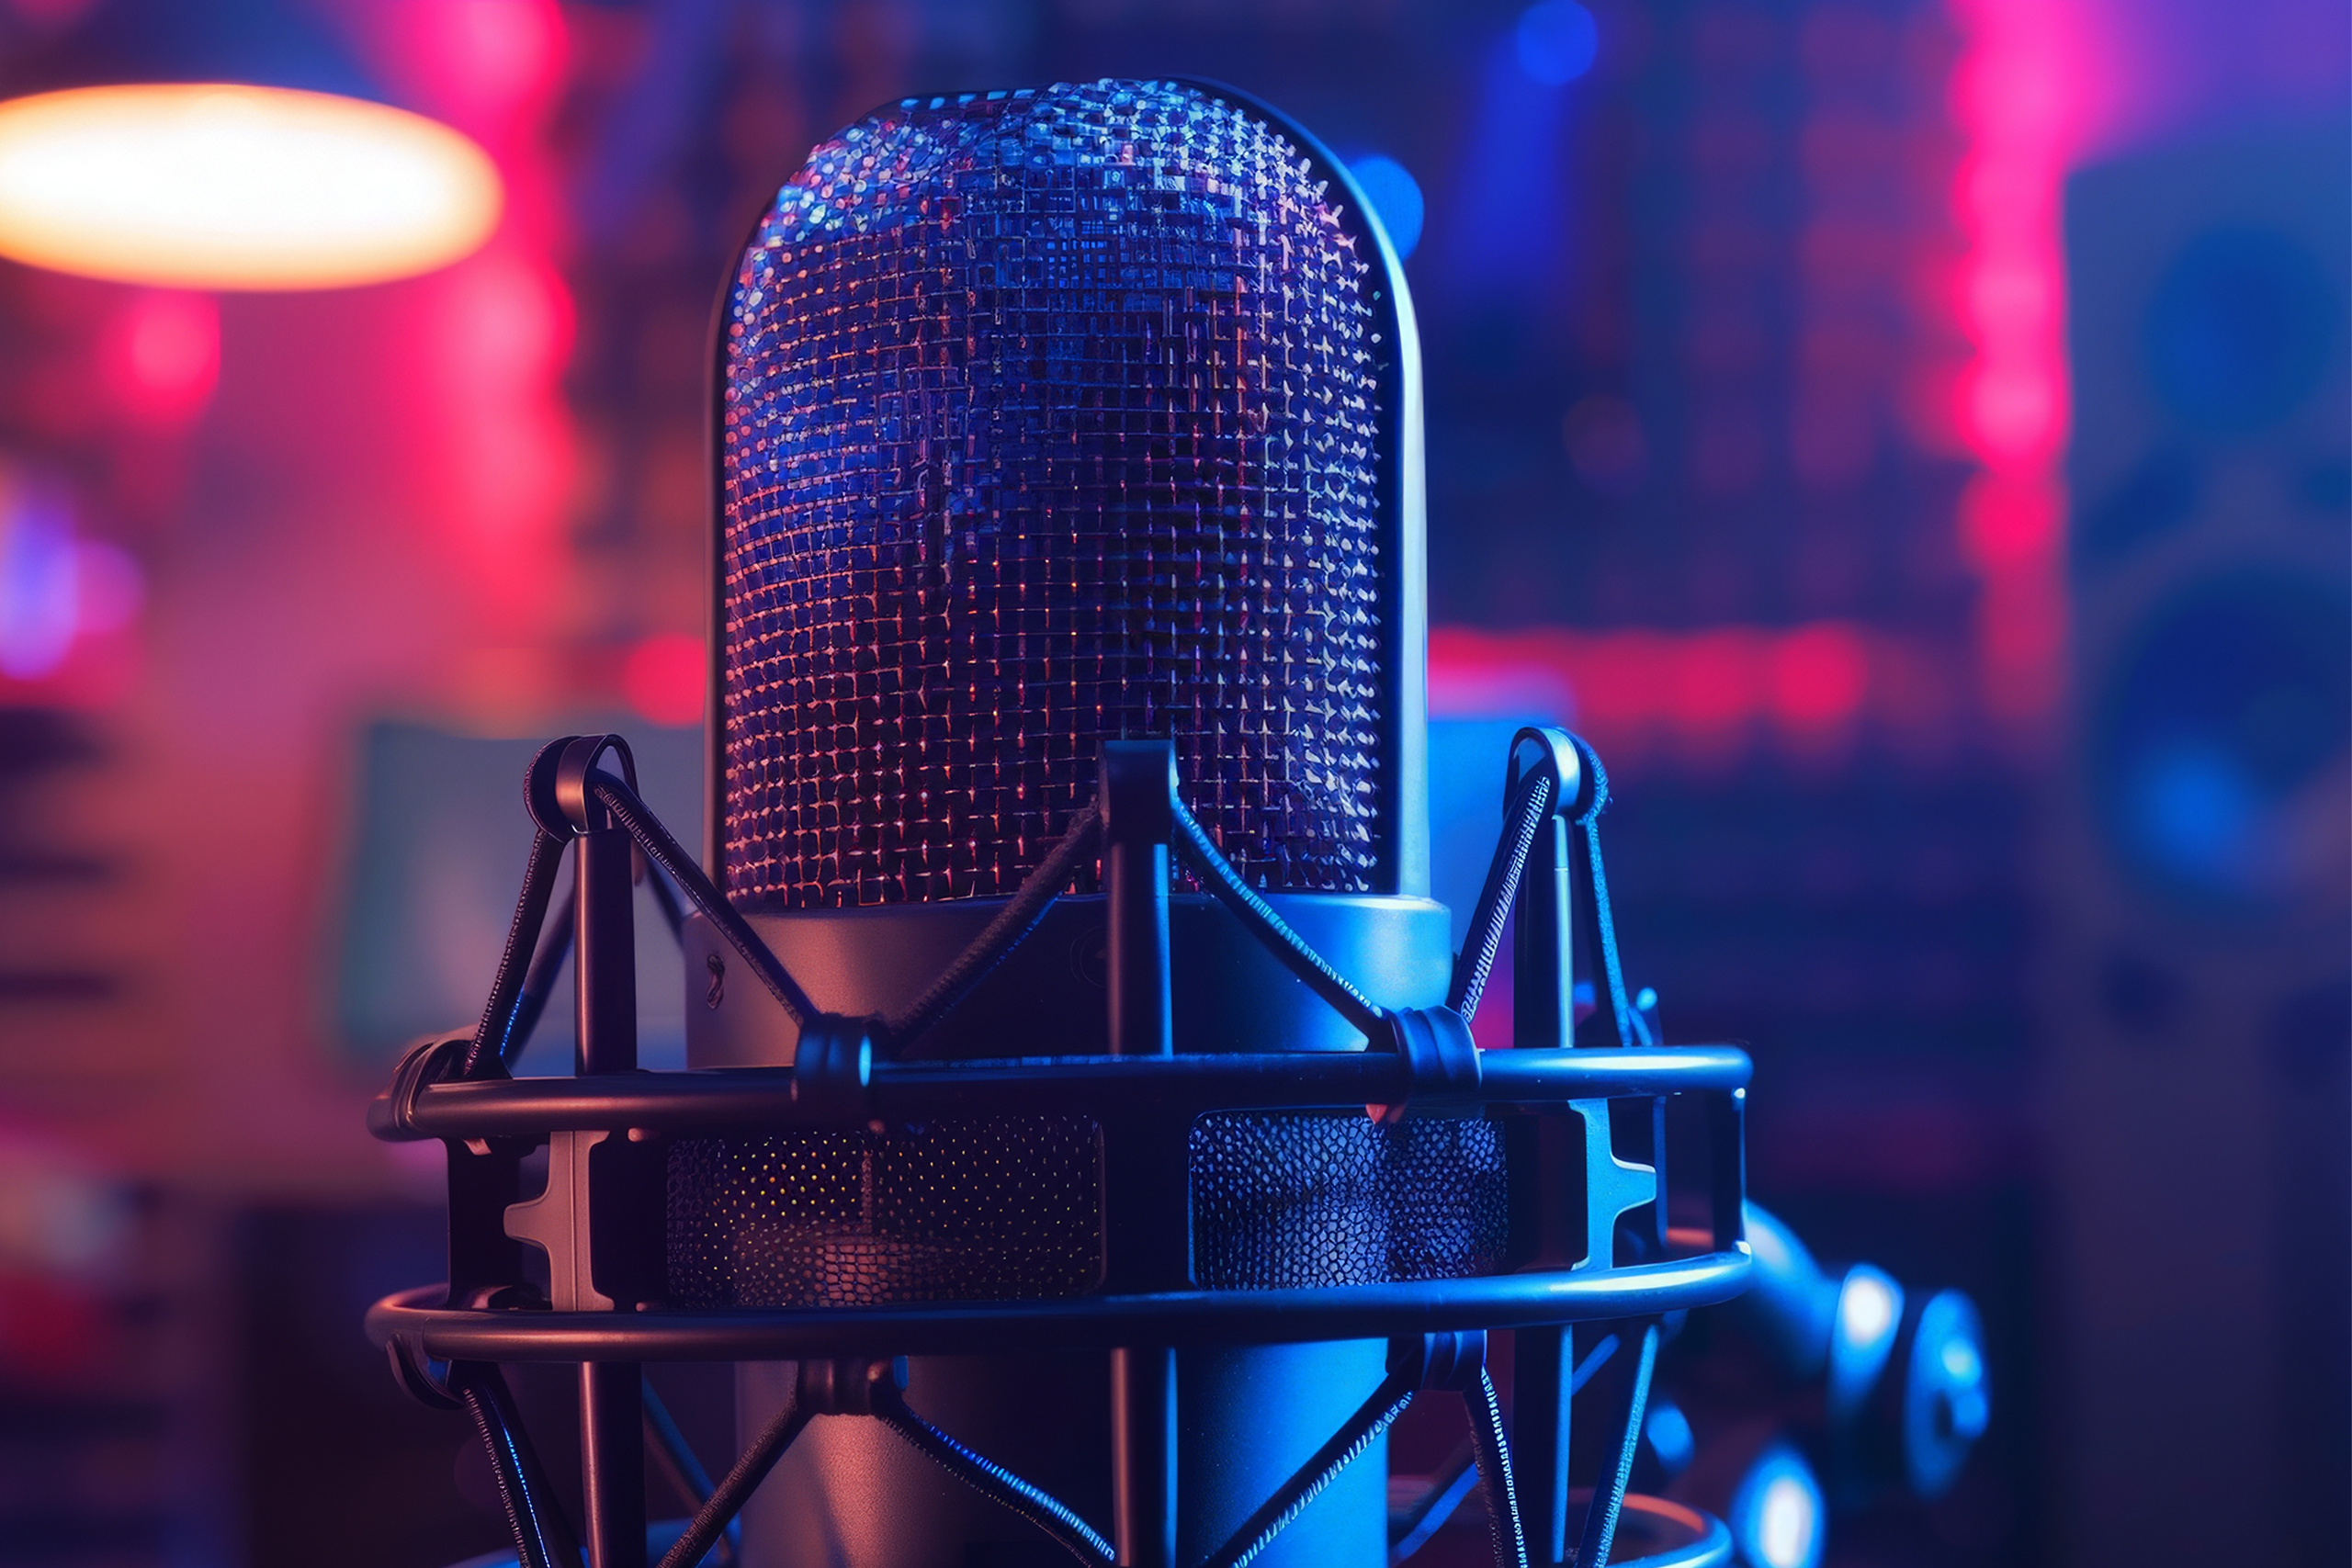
[0,83,501,290]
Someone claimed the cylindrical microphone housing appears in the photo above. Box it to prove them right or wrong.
[686,78,1451,1568]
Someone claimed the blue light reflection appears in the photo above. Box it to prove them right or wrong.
[1345,153,1425,260]
[1515,1,1600,85]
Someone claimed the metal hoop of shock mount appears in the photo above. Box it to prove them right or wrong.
[368,727,1748,1568]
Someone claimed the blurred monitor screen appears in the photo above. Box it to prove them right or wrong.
[333,719,704,1073]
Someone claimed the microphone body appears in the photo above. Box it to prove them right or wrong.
[693,79,1437,1567]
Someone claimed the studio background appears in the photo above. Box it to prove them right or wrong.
[0,3,2341,1566]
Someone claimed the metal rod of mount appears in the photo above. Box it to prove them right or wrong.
[576,765,646,1568]
[1100,741,1180,1568]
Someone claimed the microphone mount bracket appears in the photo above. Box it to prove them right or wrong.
[1392,1330,1489,1393]
[367,725,1758,1568]
[797,1356,909,1417]
[788,1016,875,1126]
[531,732,641,840]
[1373,1005,1483,1122]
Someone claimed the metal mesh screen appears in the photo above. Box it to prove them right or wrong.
[719,80,1389,908]
[667,1118,1105,1308]
[666,1113,1508,1307]
[1187,1112,1510,1290]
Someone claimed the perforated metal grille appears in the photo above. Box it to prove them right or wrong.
[666,1112,1508,1307]
[667,1118,1103,1308]
[720,80,1387,908]
[1188,1112,1510,1290]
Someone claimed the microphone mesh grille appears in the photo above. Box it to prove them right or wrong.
[720,80,1387,907]
[662,1114,1510,1307]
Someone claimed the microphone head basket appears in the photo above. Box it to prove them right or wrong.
[706,77,1433,913]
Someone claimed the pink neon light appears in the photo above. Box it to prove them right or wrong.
[339,0,575,644]
[368,0,568,134]
[416,244,576,629]
[1957,474,2062,570]
[415,0,567,122]
[1430,622,1884,749]
[1945,0,2082,724]
[99,291,219,425]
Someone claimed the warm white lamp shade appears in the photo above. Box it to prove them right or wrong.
[0,83,503,290]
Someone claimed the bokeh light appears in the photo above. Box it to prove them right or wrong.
[0,468,141,682]
[1345,152,1425,260]
[623,631,707,727]
[0,84,502,289]
[1754,1470,1821,1568]
[98,291,220,423]
[1724,1443,1827,1568]
[0,482,76,679]
[1515,1,1599,86]
[1840,1270,1898,1345]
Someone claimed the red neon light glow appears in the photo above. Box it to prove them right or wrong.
[1670,631,1764,733]
[1957,473,2062,570]
[622,632,706,728]
[1768,622,1871,728]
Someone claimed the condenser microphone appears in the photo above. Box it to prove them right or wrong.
[367,77,1756,1568]
[686,76,1447,1568]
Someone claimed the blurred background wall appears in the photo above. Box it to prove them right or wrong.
[0,2,2340,1565]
